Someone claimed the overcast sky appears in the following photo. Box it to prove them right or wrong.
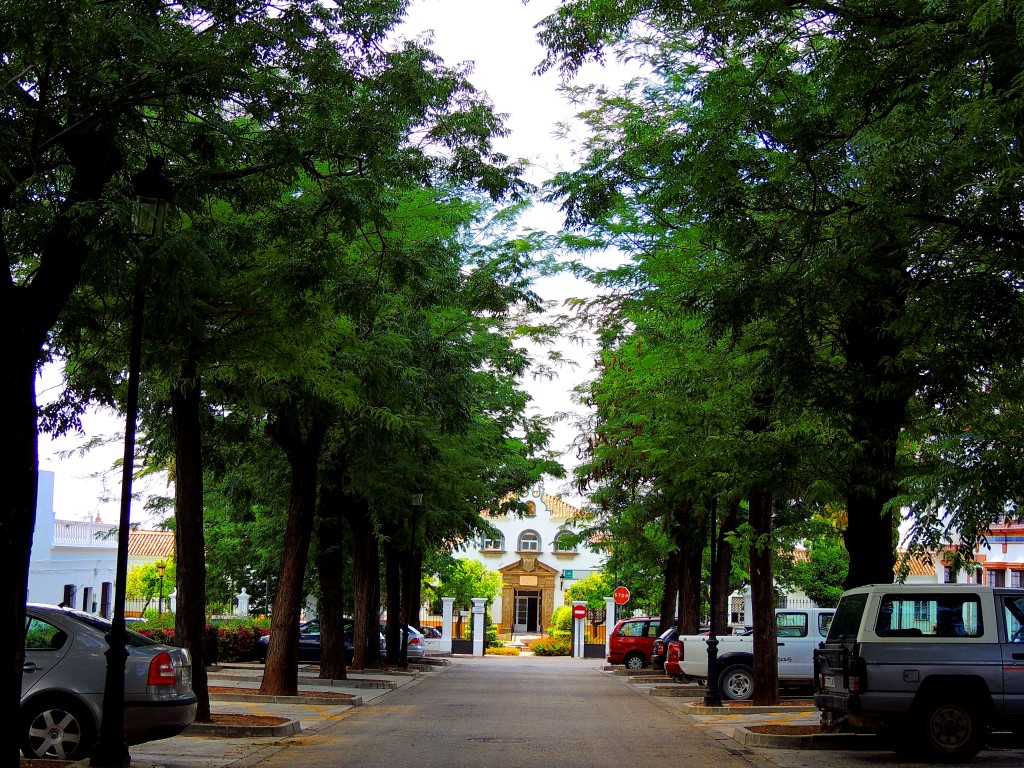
[38,0,631,521]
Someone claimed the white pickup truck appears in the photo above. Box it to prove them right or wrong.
[673,607,834,700]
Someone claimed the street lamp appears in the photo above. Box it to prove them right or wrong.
[90,158,174,768]
[703,497,722,707]
[156,562,166,617]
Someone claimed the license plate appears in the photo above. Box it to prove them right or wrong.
[824,675,836,688]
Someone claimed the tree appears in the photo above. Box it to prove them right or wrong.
[538,1,1024,596]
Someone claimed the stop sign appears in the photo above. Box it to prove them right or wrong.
[613,586,630,605]
[572,604,587,619]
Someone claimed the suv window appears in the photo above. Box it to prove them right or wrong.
[875,593,983,638]
[828,592,868,642]
[818,611,833,638]
[1004,594,1024,643]
[776,613,808,638]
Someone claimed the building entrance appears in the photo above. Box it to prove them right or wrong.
[514,590,541,633]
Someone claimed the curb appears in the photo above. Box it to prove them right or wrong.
[733,726,879,750]
[685,702,816,715]
[210,691,363,706]
[184,719,302,738]
[649,686,705,698]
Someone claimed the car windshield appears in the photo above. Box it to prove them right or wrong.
[826,593,868,643]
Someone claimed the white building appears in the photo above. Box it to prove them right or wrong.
[457,482,605,636]
[28,470,173,614]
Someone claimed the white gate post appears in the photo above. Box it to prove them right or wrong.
[604,596,617,660]
[471,597,487,656]
[572,600,587,658]
[441,597,455,654]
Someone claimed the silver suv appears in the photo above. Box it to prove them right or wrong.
[21,603,197,760]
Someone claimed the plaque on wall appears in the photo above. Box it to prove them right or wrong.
[520,575,538,586]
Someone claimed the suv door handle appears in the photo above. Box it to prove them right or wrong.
[23,662,43,673]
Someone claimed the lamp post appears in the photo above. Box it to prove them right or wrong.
[156,562,166,617]
[90,158,173,768]
[703,496,722,707]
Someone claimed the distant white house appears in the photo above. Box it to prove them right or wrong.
[456,482,606,636]
[28,470,173,614]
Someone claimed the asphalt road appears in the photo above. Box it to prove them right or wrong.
[251,655,767,768]
[129,655,1024,768]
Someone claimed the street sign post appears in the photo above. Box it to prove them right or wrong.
[613,586,630,605]
[572,604,587,619]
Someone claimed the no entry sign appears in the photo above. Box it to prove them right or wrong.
[613,586,631,605]
[572,604,587,619]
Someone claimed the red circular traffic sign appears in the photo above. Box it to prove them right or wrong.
[572,604,587,619]
[613,586,631,605]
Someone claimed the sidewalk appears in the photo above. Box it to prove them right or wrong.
[129,659,448,768]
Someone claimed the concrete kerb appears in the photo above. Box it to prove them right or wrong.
[186,659,442,737]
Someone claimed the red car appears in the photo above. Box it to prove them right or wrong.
[607,616,662,669]
[664,640,683,680]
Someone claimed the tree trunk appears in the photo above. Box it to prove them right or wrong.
[714,500,738,633]
[3,131,121,768]
[170,364,210,720]
[345,494,382,669]
[678,539,703,635]
[315,464,348,681]
[660,548,680,631]
[383,542,402,666]
[840,268,911,588]
[259,406,325,696]
[749,490,778,706]
[3,352,40,768]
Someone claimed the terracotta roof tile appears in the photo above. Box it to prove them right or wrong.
[128,529,174,559]
[542,493,585,520]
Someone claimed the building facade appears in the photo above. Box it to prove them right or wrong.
[28,470,173,613]
[458,483,605,636]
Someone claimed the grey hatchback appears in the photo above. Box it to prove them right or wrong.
[21,603,198,760]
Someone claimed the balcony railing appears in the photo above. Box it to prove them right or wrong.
[52,519,118,547]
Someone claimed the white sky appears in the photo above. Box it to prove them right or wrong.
[38,0,634,521]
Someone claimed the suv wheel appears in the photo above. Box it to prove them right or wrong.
[919,700,986,761]
[718,664,755,701]
[623,652,646,670]
[22,696,95,760]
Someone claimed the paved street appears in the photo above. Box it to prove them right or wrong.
[130,655,1024,768]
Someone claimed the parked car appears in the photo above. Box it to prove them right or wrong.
[255,618,359,663]
[607,616,663,669]
[652,626,678,671]
[379,622,426,660]
[21,603,198,761]
[663,640,684,680]
[419,625,442,639]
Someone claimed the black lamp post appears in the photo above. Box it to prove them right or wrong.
[90,158,173,768]
[703,497,723,707]
[156,562,166,617]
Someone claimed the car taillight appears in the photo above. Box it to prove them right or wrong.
[410,636,421,645]
[148,651,177,686]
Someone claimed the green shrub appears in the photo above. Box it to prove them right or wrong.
[134,617,268,662]
[549,605,571,635]
[528,636,570,656]
[485,646,521,656]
